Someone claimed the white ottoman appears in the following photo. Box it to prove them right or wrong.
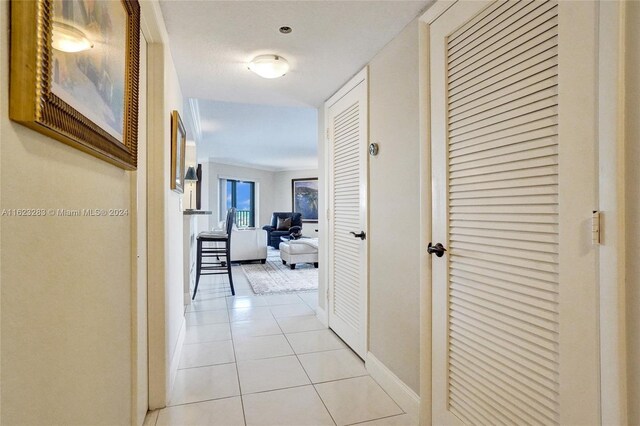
[279,238,319,269]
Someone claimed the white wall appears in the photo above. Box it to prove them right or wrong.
[367,19,421,394]
[0,1,132,423]
[626,2,640,423]
[273,169,319,237]
[163,48,186,400]
[201,162,276,229]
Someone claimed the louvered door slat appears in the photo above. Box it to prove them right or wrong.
[449,60,557,111]
[448,385,506,425]
[450,321,559,378]
[332,97,361,334]
[449,3,557,77]
[450,332,558,393]
[450,136,558,166]
[451,247,558,273]
[450,78,557,123]
[444,3,561,423]
[450,265,559,298]
[451,276,558,322]
[450,89,557,132]
[451,348,559,415]
[450,31,558,99]
[448,0,514,49]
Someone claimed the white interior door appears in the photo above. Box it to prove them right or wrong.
[326,68,368,359]
[428,1,600,424]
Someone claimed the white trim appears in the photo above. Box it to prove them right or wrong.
[203,157,318,173]
[145,42,167,410]
[366,352,420,423]
[167,318,186,402]
[139,0,169,43]
[325,67,367,109]
[417,19,432,426]
[597,2,628,424]
[315,305,329,327]
[419,0,457,25]
[188,98,203,144]
[217,174,259,183]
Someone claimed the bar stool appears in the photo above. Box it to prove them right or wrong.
[192,208,236,299]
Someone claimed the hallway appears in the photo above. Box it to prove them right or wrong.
[144,268,415,426]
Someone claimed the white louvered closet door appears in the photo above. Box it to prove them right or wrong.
[327,69,368,358]
[429,1,600,425]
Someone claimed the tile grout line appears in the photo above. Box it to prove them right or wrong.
[177,359,236,371]
[226,291,249,426]
[346,412,411,426]
[277,317,338,426]
[162,394,242,410]
[283,322,404,425]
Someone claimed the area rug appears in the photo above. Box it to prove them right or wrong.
[241,251,318,294]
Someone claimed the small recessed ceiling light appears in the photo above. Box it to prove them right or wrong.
[279,26,292,34]
[248,54,290,79]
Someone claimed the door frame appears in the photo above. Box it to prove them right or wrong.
[130,26,149,426]
[137,0,172,414]
[324,67,370,358]
[418,1,629,424]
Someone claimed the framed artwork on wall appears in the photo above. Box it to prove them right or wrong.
[9,0,141,170]
[171,110,186,193]
[292,178,319,223]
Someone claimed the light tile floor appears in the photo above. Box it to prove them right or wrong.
[146,266,416,426]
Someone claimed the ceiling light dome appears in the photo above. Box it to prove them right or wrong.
[248,55,289,79]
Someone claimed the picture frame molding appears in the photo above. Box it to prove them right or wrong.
[9,0,141,170]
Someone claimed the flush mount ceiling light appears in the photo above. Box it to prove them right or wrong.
[248,55,290,79]
[52,21,94,53]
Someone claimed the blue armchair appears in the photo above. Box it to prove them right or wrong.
[262,212,303,249]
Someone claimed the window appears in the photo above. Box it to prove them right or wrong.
[221,179,255,227]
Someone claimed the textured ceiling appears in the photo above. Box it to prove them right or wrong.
[191,100,318,171]
[160,0,431,170]
[159,0,432,108]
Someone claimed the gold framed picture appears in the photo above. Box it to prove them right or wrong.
[171,110,186,193]
[9,0,141,170]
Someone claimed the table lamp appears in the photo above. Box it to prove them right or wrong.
[184,166,198,210]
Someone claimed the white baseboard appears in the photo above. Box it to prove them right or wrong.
[366,352,420,422]
[316,305,329,327]
[167,317,186,400]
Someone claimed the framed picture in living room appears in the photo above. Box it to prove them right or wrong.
[292,178,318,223]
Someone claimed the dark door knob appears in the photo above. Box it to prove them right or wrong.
[350,231,366,240]
[427,242,447,257]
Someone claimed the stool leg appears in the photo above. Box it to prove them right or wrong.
[226,238,235,296]
[192,239,202,300]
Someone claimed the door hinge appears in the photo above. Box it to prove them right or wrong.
[592,210,601,245]
[326,128,331,141]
